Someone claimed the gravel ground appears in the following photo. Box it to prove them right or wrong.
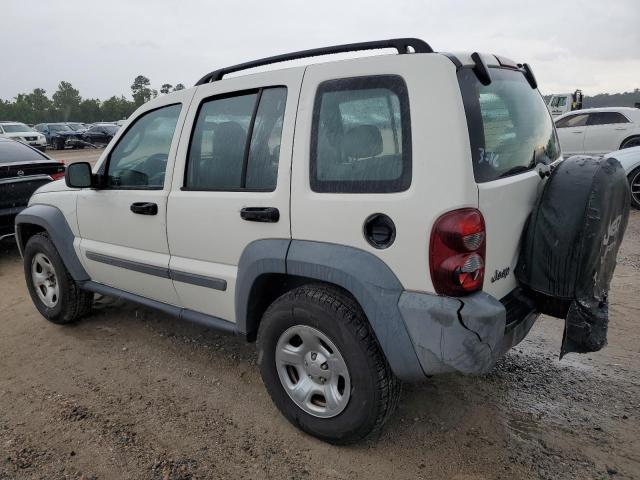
[0,188,638,478]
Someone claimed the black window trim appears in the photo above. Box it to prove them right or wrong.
[99,102,182,191]
[181,85,287,193]
[309,74,412,194]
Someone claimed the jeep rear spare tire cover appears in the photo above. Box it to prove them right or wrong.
[516,156,630,358]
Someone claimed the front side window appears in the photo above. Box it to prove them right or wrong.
[185,87,287,191]
[555,113,589,128]
[587,112,630,126]
[310,75,411,193]
[106,103,181,189]
[458,68,560,182]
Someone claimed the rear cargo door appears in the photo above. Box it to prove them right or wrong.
[457,67,561,299]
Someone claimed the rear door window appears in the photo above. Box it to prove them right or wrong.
[587,112,629,126]
[310,75,411,193]
[458,68,560,182]
[185,87,287,191]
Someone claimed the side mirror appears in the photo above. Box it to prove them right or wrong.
[65,162,93,188]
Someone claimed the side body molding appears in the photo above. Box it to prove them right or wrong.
[15,204,90,282]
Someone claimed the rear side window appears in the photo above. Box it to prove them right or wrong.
[185,87,287,191]
[555,114,589,128]
[458,68,560,183]
[310,75,411,193]
[587,112,629,126]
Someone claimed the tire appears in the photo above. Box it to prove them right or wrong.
[23,233,93,324]
[629,166,640,209]
[257,284,401,444]
[48,139,57,150]
[620,136,640,149]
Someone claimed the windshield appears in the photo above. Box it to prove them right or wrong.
[2,123,33,133]
[67,123,85,131]
[458,68,560,182]
[50,124,72,132]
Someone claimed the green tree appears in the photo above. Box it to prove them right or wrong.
[131,75,153,106]
[78,98,102,123]
[160,83,173,94]
[101,95,135,121]
[173,83,185,91]
[52,81,82,121]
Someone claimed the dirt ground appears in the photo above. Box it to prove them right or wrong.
[0,157,638,479]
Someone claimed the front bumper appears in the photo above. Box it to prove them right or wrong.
[399,289,539,376]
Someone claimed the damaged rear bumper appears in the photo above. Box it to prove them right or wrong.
[399,289,539,376]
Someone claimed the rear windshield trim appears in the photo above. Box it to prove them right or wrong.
[457,66,560,183]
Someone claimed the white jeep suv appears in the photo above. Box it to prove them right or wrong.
[16,39,561,443]
[555,106,640,156]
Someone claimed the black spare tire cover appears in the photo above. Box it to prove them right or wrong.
[516,156,630,358]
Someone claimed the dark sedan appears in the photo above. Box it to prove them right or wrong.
[0,138,65,240]
[82,124,119,147]
[34,123,84,150]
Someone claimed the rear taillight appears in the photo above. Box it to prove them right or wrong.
[51,163,65,181]
[429,208,486,296]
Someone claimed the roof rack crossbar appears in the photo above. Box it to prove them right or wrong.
[195,38,433,85]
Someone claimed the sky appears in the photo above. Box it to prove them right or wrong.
[1,0,639,101]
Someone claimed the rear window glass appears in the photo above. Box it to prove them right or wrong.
[458,68,560,183]
[0,140,48,163]
[310,75,411,193]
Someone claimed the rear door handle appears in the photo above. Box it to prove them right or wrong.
[130,202,158,215]
[240,207,279,223]
[572,131,583,134]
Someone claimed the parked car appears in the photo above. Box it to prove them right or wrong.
[0,122,47,151]
[605,146,640,209]
[0,138,64,240]
[555,107,640,156]
[34,123,83,150]
[82,123,119,146]
[13,39,625,444]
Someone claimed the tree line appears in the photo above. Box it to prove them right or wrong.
[0,76,186,125]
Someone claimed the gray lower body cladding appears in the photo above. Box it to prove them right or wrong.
[399,290,539,375]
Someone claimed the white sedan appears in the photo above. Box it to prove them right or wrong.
[605,146,640,209]
[0,122,47,151]
[555,107,640,157]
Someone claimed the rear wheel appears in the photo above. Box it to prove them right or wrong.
[621,136,640,149]
[257,284,401,444]
[23,233,93,324]
[629,167,640,209]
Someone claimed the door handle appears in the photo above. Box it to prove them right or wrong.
[130,202,158,215]
[572,131,583,134]
[614,127,627,131]
[240,207,279,223]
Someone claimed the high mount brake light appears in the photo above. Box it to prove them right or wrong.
[429,208,486,296]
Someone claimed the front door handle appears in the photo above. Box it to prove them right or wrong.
[130,202,158,215]
[240,207,279,223]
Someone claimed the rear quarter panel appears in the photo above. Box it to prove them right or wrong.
[291,54,477,293]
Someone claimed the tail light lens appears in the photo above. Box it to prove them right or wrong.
[429,208,486,296]
[50,163,66,181]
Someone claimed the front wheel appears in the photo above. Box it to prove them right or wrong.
[257,284,401,444]
[629,167,640,209]
[23,233,93,324]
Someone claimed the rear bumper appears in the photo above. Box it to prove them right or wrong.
[399,289,538,376]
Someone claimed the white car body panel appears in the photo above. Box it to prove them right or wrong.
[556,107,640,156]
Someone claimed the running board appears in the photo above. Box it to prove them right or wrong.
[81,281,238,336]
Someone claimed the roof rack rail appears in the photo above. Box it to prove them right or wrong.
[195,38,433,85]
